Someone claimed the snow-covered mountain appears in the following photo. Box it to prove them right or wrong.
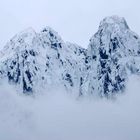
[0,16,140,97]
[82,16,140,97]
[0,26,86,95]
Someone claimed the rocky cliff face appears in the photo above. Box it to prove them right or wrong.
[0,27,86,95]
[0,16,140,97]
[81,16,140,97]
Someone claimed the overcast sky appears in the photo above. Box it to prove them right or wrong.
[0,0,140,48]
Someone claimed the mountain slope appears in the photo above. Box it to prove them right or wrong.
[0,27,86,94]
[0,16,140,97]
[82,16,140,97]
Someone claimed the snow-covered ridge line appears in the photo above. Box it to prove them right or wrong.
[0,15,140,98]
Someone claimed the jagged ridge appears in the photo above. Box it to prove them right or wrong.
[0,16,140,97]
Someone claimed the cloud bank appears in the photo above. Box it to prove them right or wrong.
[0,75,140,140]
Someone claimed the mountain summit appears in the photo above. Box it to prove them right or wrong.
[0,16,140,98]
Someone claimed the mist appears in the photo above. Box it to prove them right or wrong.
[0,75,139,140]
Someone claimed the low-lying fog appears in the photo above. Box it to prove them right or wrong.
[0,75,140,140]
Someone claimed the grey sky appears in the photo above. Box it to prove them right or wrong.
[0,0,140,48]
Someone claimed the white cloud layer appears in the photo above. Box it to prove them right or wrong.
[0,75,140,140]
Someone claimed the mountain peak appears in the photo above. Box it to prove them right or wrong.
[8,27,37,45]
[41,26,60,38]
[99,15,129,31]
[40,26,64,50]
[14,27,37,39]
[42,26,56,33]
